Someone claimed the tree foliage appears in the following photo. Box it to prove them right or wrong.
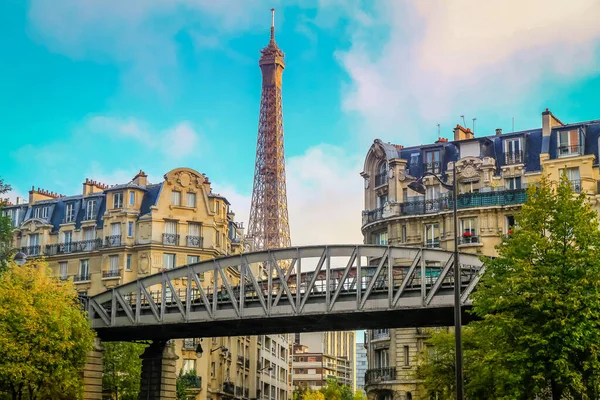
[0,178,13,272]
[418,175,600,399]
[0,261,96,400]
[175,369,202,400]
[102,341,147,400]
[294,378,361,400]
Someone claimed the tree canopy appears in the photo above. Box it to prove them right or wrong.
[0,261,96,400]
[0,178,13,271]
[102,341,147,400]
[418,175,600,399]
[293,378,362,400]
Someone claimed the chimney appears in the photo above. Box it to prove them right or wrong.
[16,197,24,205]
[495,128,502,135]
[132,170,148,186]
[83,178,109,195]
[453,124,474,141]
[29,186,60,205]
[435,137,449,143]
[542,108,564,137]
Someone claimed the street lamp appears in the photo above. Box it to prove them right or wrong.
[211,345,229,354]
[407,171,464,400]
[13,251,27,266]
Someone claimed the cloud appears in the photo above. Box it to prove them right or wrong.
[335,0,600,141]
[162,122,200,159]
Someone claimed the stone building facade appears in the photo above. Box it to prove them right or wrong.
[3,167,289,400]
[360,109,600,400]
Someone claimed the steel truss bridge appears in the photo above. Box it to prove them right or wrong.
[87,245,485,341]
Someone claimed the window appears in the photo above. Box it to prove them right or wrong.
[402,188,408,202]
[129,191,135,206]
[401,224,407,243]
[79,260,89,279]
[215,232,220,246]
[425,185,441,212]
[34,208,40,218]
[425,150,441,173]
[377,194,388,209]
[113,192,123,209]
[59,262,68,279]
[373,230,388,245]
[424,223,440,248]
[559,167,581,192]
[187,255,200,264]
[126,254,132,271]
[63,231,73,253]
[86,200,96,220]
[182,359,196,374]
[127,222,134,237]
[111,223,120,236]
[41,207,48,219]
[172,191,182,206]
[83,227,95,250]
[558,129,582,157]
[163,253,176,270]
[65,204,74,222]
[375,162,387,186]
[109,255,119,273]
[506,215,516,234]
[211,362,216,378]
[461,181,480,194]
[375,349,389,368]
[505,176,522,190]
[504,138,522,164]
[404,346,410,367]
[187,192,196,207]
[461,217,478,243]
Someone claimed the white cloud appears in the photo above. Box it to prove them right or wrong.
[162,122,200,159]
[336,0,600,141]
[85,116,151,141]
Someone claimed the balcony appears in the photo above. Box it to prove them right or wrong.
[180,374,202,391]
[425,239,440,249]
[424,161,441,174]
[21,245,41,257]
[102,269,121,279]
[223,381,235,395]
[186,235,203,247]
[504,150,523,165]
[163,233,180,246]
[183,338,198,350]
[372,330,390,340]
[236,386,243,397]
[365,367,396,385]
[73,274,90,282]
[374,171,387,187]
[459,234,479,245]
[237,355,244,364]
[45,239,102,256]
[105,235,121,247]
[558,144,583,158]
[245,388,249,398]
[569,179,582,193]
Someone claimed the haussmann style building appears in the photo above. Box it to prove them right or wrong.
[2,167,290,400]
[360,109,600,400]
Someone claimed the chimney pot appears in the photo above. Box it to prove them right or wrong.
[495,128,502,135]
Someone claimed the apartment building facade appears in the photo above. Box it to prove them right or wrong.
[355,341,367,393]
[2,167,290,400]
[360,110,600,399]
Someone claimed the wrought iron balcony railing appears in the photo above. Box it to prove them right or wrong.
[365,367,396,385]
[21,245,41,256]
[223,381,235,395]
[504,150,523,165]
[45,239,102,256]
[372,329,390,340]
[183,338,198,350]
[558,144,583,157]
[102,269,121,279]
[73,274,90,282]
[570,179,582,193]
[186,235,203,247]
[105,235,121,247]
[179,374,201,389]
[374,171,387,187]
[425,239,440,249]
[424,161,441,174]
[163,233,180,246]
[363,207,384,224]
[459,235,479,245]
[236,386,243,397]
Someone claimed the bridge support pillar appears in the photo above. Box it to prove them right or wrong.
[138,340,179,400]
[83,338,103,400]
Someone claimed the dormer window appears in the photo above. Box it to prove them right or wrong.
[34,207,48,219]
[424,150,441,174]
[504,138,523,164]
[558,128,583,157]
[113,192,123,209]
[86,200,96,220]
[375,162,387,187]
[65,204,74,222]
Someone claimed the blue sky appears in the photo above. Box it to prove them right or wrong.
[2,0,600,245]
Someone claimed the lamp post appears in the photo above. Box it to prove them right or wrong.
[13,250,27,266]
[408,171,463,400]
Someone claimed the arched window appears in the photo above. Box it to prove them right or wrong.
[406,393,412,400]
[378,161,387,175]
[375,161,388,186]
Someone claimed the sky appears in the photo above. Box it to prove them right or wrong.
[1,0,600,246]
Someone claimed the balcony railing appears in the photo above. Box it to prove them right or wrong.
[372,330,390,340]
[21,245,41,256]
[105,235,121,247]
[245,388,249,398]
[237,355,244,364]
[425,239,440,248]
[102,269,121,279]
[365,367,396,385]
[363,207,384,224]
[569,179,582,193]
[236,386,243,397]
[45,239,102,256]
[183,338,198,350]
[424,161,441,174]
[163,233,180,246]
[223,382,235,395]
[375,171,387,187]
[504,150,523,165]
[180,374,202,390]
[459,235,479,245]
[73,274,90,282]
[186,235,203,248]
[558,144,583,157]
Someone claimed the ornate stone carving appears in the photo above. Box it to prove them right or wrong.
[178,172,191,187]
[139,252,150,274]
[364,177,370,189]
[388,167,394,179]
[397,169,406,182]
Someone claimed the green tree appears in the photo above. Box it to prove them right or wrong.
[418,175,600,399]
[102,341,147,400]
[0,261,96,399]
[0,178,13,272]
[175,369,201,400]
[303,391,325,400]
[319,377,354,400]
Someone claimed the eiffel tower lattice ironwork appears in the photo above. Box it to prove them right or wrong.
[248,8,291,252]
